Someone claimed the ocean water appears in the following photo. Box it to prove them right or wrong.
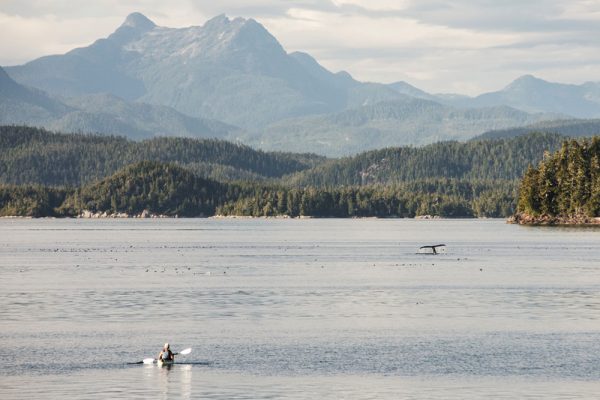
[1,218,599,399]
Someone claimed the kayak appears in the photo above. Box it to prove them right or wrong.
[138,347,192,365]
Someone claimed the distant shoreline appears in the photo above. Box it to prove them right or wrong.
[0,213,478,220]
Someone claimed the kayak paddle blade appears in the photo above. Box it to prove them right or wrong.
[179,348,192,355]
[143,358,155,364]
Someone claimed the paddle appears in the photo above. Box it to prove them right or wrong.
[131,347,192,364]
[176,348,192,356]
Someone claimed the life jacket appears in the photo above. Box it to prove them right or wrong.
[160,350,172,360]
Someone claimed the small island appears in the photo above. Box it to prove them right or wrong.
[512,137,600,225]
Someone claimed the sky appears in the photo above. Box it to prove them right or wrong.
[1,0,600,95]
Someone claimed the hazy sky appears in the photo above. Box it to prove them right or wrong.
[2,0,600,95]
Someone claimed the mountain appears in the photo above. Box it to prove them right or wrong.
[4,13,152,101]
[244,98,554,156]
[446,75,600,118]
[389,75,600,119]
[5,13,402,130]
[387,81,439,101]
[0,65,235,140]
[5,13,597,153]
[0,66,72,124]
[54,93,237,140]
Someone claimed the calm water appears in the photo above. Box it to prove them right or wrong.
[1,218,600,399]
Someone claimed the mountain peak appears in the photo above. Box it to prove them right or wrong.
[388,81,434,100]
[109,12,156,44]
[198,14,283,58]
[504,75,546,91]
[121,12,156,30]
[203,14,232,27]
[515,74,543,83]
[203,14,252,32]
[202,14,261,34]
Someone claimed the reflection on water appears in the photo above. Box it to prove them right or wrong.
[5,369,600,400]
[1,218,600,399]
[143,364,192,400]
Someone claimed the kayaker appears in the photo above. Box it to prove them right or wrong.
[158,343,174,362]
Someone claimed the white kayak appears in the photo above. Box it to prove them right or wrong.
[140,348,192,365]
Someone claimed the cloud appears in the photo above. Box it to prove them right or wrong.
[188,0,339,17]
[0,12,121,65]
[0,1,207,65]
[1,0,600,95]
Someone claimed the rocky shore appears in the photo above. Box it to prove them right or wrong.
[509,213,600,226]
[78,209,173,218]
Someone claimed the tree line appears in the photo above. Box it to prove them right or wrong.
[287,132,567,187]
[217,179,516,218]
[0,161,516,218]
[0,126,590,219]
[516,137,600,220]
[0,125,323,186]
[1,126,567,188]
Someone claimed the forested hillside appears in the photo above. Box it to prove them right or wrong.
[475,119,600,140]
[2,126,594,219]
[514,137,600,224]
[217,179,517,218]
[0,162,517,218]
[0,126,324,186]
[0,185,70,217]
[60,161,226,217]
[287,133,566,187]
[1,126,565,189]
